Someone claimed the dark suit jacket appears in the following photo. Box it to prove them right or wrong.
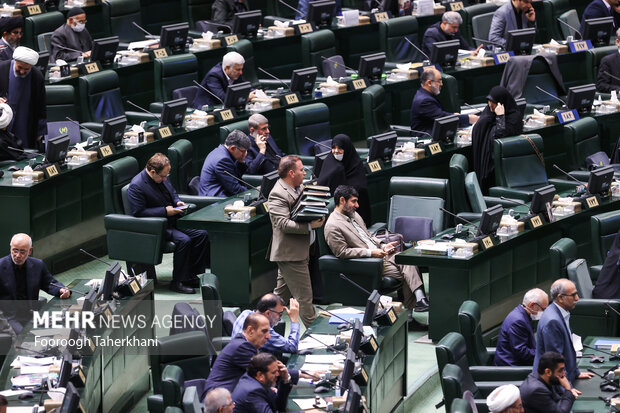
[0,60,46,149]
[245,134,284,175]
[199,144,247,197]
[0,38,13,61]
[410,88,468,135]
[231,373,293,413]
[211,0,248,25]
[50,24,93,62]
[0,255,62,301]
[192,62,246,108]
[127,169,181,227]
[489,2,536,47]
[494,305,536,366]
[533,303,579,384]
[579,0,613,38]
[204,334,257,394]
[520,372,575,413]
[596,51,620,93]
[421,22,473,57]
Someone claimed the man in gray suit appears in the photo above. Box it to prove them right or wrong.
[267,156,324,327]
[489,0,536,48]
[324,185,429,314]
[50,8,92,63]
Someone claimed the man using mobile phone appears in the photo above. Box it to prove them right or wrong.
[245,114,285,175]
[489,0,536,48]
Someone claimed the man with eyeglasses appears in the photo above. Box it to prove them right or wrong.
[231,294,301,353]
[494,288,548,366]
[50,7,92,63]
[0,233,70,334]
[128,152,210,294]
[410,67,478,136]
[199,130,252,197]
[533,279,595,385]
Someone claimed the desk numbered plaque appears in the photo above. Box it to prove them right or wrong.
[263,201,269,212]
[449,1,464,10]
[224,35,239,45]
[557,109,579,124]
[79,61,101,75]
[481,236,494,250]
[284,93,299,105]
[428,142,442,155]
[97,144,115,158]
[129,278,141,294]
[361,367,369,384]
[297,23,313,33]
[568,40,592,53]
[26,4,42,15]
[368,160,382,173]
[157,126,173,139]
[371,11,389,23]
[585,196,599,208]
[493,51,514,65]
[152,48,169,58]
[216,109,235,121]
[350,79,367,90]
[530,215,543,228]
[44,164,59,179]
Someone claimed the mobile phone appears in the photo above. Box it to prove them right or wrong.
[175,204,189,210]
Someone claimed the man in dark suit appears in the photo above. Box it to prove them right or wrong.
[596,29,620,93]
[489,0,536,48]
[192,51,255,109]
[231,353,298,413]
[50,8,93,63]
[128,153,209,294]
[0,233,70,334]
[520,352,578,413]
[211,0,248,26]
[0,17,23,62]
[199,130,251,197]
[580,0,618,38]
[422,12,481,57]
[533,279,595,385]
[245,114,285,175]
[410,68,477,135]
[494,288,548,366]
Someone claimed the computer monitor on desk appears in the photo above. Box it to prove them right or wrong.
[582,17,614,47]
[344,379,362,413]
[260,170,279,199]
[45,134,70,165]
[308,0,336,27]
[430,40,459,68]
[223,81,252,111]
[58,382,80,413]
[358,52,386,83]
[368,131,397,162]
[161,98,188,128]
[505,28,536,55]
[431,115,459,143]
[587,165,614,195]
[101,262,122,301]
[529,185,556,219]
[290,67,318,97]
[159,23,189,53]
[101,115,127,146]
[232,10,262,37]
[313,150,330,179]
[477,204,503,236]
[57,350,73,388]
[566,84,596,113]
[340,348,357,391]
[91,36,119,66]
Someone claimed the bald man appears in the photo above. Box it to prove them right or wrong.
[0,233,70,334]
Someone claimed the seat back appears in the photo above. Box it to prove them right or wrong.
[567,258,594,298]
[562,117,601,171]
[172,86,199,104]
[301,30,337,74]
[436,333,481,400]
[120,184,133,215]
[201,273,226,340]
[378,16,421,63]
[150,331,213,394]
[154,54,199,102]
[591,211,620,264]
[219,119,250,143]
[493,134,549,190]
[79,70,125,122]
[465,172,487,213]
[285,103,331,155]
[438,73,461,114]
[458,300,491,366]
[140,0,185,35]
[322,54,347,78]
[388,176,450,232]
[37,32,53,53]
[165,407,184,413]
[558,9,579,38]
[449,154,471,214]
[170,302,209,336]
[24,11,65,50]
[183,0,213,26]
[361,84,390,137]
[168,139,194,194]
[182,386,202,413]
[160,364,185,409]
[522,57,564,105]
[545,0,571,40]
[102,0,145,43]
[102,156,140,215]
[549,237,577,278]
[450,398,474,413]
[458,3,499,46]
[585,45,616,85]
[45,85,77,122]
[471,12,495,47]
[394,216,433,243]
[227,39,258,85]
[389,195,444,236]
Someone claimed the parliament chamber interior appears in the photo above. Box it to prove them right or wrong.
[0,0,618,411]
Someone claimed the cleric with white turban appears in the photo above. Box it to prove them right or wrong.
[486,384,523,413]
[0,45,47,150]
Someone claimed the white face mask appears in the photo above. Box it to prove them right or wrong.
[334,153,344,161]
[530,311,542,321]
[72,22,86,33]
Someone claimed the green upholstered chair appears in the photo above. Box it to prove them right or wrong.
[562,117,601,181]
[378,16,420,67]
[102,0,144,44]
[590,210,620,265]
[164,407,184,413]
[154,54,199,102]
[182,0,213,26]
[201,273,238,340]
[441,364,489,413]
[36,32,53,53]
[23,11,64,50]
[557,9,579,38]
[521,56,566,105]
[438,73,461,114]
[549,237,578,278]
[147,364,185,413]
[167,139,222,207]
[45,85,78,122]
[226,40,286,88]
[471,12,495,47]
[449,154,471,215]
[543,0,571,40]
[566,258,595,298]
[139,0,185,35]
[450,398,474,413]
[285,103,331,156]
[585,46,616,85]
[458,3,499,46]
[458,300,495,366]
[361,84,410,138]
[301,30,337,75]
[182,386,202,413]
[490,134,575,201]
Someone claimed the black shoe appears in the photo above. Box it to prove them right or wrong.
[184,277,201,288]
[407,316,429,332]
[169,282,195,294]
[414,297,430,312]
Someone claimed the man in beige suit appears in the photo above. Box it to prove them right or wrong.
[324,185,429,314]
[267,155,324,327]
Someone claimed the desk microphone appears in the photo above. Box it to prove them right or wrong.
[338,274,386,310]
[535,86,567,107]
[16,345,60,358]
[55,45,85,55]
[407,128,432,138]
[80,249,129,281]
[65,117,99,138]
[304,136,331,150]
[278,0,305,18]
[583,344,620,361]
[603,71,620,84]
[192,80,225,106]
[552,164,586,185]
[320,56,358,74]
[462,102,483,113]
[316,305,356,330]
[606,302,620,317]
[305,333,346,353]
[126,100,162,126]
[222,170,260,193]
[403,37,429,62]
[439,207,480,229]
[471,37,503,48]
[556,18,582,40]
[587,368,619,389]
[257,67,290,91]
[499,196,531,210]
[131,21,159,40]
[50,283,86,296]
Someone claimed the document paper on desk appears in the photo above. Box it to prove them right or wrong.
[293,398,327,410]
[304,354,345,364]
[328,313,364,324]
[298,334,337,350]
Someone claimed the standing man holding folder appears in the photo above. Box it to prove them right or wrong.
[267,156,324,327]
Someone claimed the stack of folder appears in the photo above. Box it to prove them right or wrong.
[291,185,331,222]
